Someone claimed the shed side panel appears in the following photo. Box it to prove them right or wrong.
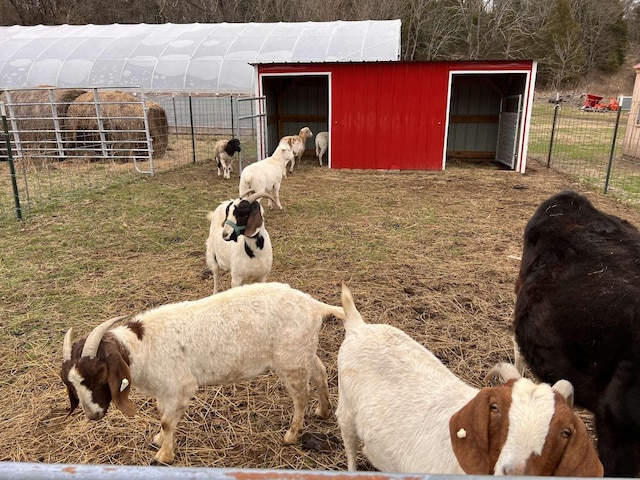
[331,63,448,170]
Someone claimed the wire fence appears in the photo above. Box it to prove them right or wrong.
[527,95,639,206]
[0,87,263,221]
[3,88,640,221]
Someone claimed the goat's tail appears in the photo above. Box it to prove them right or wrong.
[340,283,366,332]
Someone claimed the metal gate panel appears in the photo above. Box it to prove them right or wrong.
[496,94,522,168]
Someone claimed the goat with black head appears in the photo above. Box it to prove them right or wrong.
[206,190,276,294]
[214,138,241,180]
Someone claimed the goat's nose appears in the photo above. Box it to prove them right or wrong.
[85,409,104,421]
[500,465,525,476]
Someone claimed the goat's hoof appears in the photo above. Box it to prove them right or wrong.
[150,458,171,466]
[284,431,299,444]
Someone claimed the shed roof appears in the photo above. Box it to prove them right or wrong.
[0,21,401,93]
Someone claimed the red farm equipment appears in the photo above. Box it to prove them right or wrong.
[582,94,619,112]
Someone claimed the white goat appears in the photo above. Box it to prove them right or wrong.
[335,285,603,476]
[205,190,275,294]
[60,282,346,465]
[278,126,313,175]
[315,131,328,166]
[213,138,241,180]
[238,144,293,210]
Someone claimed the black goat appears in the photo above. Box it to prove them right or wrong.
[513,189,640,477]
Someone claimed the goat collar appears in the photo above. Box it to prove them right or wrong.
[225,219,246,237]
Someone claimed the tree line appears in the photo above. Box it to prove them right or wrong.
[1,0,638,89]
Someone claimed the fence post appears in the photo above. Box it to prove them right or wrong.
[603,101,624,194]
[547,101,561,168]
[1,102,23,220]
[189,95,196,164]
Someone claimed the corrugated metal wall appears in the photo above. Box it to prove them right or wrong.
[331,62,448,170]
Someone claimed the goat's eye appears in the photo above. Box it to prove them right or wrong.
[490,402,499,413]
[561,428,572,438]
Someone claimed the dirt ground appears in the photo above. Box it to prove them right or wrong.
[3,156,640,471]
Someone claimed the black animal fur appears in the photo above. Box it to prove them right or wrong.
[514,189,640,477]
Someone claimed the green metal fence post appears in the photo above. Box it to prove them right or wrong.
[189,95,196,164]
[547,102,560,168]
[1,102,22,220]
[603,102,623,194]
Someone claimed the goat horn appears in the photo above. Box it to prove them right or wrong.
[239,189,255,199]
[63,328,73,362]
[247,191,277,205]
[81,315,130,359]
[484,362,521,384]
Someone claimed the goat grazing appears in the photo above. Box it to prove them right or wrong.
[238,144,293,210]
[60,282,345,465]
[205,190,275,294]
[278,126,313,175]
[336,284,603,476]
[513,189,640,477]
[315,131,328,167]
[213,138,241,179]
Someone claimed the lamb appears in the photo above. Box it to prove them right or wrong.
[60,282,346,465]
[315,131,328,166]
[205,190,275,294]
[213,138,241,179]
[335,284,603,476]
[238,143,293,210]
[513,189,640,478]
[277,126,313,175]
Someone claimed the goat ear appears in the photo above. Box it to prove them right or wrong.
[244,203,263,238]
[106,352,136,417]
[551,380,574,409]
[553,417,604,477]
[449,388,497,474]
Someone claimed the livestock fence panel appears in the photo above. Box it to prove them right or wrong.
[0,87,260,221]
[527,95,639,206]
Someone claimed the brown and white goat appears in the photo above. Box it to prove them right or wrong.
[205,190,275,294]
[213,138,241,179]
[60,282,345,465]
[277,126,313,175]
[335,284,603,476]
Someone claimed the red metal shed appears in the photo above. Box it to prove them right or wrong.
[255,60,537,173]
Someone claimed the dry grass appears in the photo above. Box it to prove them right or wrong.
[2,157,640,469]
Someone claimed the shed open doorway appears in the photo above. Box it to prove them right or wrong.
[446,72,529,170]
[260,73,330,162]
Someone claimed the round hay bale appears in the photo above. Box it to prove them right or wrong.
[66,91,168,161]
[147,101,168,158]
[0,87,86,161]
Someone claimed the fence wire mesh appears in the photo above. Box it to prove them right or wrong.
[3,89,640,221]
[527,96,639,206]
[0,88,261,221]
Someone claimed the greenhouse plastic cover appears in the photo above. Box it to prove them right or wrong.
[0,21,401,93]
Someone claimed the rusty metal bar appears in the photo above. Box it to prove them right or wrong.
[0,462,467,480]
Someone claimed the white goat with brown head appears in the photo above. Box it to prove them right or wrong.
[335,285,603,476]
[60,282,346,465]
[205,190,275,294]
